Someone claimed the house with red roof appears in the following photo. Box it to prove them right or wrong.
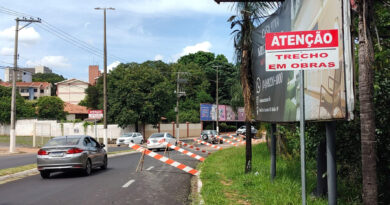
[0,81,52,100]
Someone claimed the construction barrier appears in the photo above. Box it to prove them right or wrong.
[163,142,205,162]
[194,139,223,150]
[178,141,211,155]
[215,135,238,146]
[227,134,245,143]
[128,143,199,176]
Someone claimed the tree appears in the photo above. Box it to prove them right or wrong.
[230,1,278,173]
[81,85,100,109]
[36,96,66,120]
[32,73,66,96]
[0,86,36,124]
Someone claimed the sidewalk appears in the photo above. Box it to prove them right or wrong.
[0,146,38,156]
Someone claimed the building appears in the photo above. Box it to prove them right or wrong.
[88,65,101,85]
[4,66,52,82]
[4,68,33,82]
[56,78,88,104]
[64,102,89,121]
[0,81,52,100]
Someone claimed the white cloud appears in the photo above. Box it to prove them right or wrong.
[108,61,121,71]
[0,26,40,44]
[154,54,163,61]
[0,47,13,56]
[121,0,232,15]
[25,56,71,69]
[181,41,212,56]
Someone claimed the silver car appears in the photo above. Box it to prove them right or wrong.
[116,132,144,146]
[37,135,107,179]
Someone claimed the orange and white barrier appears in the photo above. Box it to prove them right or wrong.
[178,141,211,155]
[194,139,223,150]
[215,135,238,146]
[128,143,198,176]
[164,142,205,162]
[227,134,245,143]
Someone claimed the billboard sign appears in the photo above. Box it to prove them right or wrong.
[265,29,339,71]
[88,110,103,120]
[200,104,245,122]
[251,0,354,122]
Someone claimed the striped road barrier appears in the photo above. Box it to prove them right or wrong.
[194,139,223,150]
[215,135,238,146]
[128,143,199,176]
[227,134,245,143]
[163,142,205,162]
[178,141,211,155]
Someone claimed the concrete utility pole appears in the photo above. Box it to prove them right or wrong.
[95,7,114,151]
[213,65,221,133]
[176,72,180,143]
[10,17,41,153]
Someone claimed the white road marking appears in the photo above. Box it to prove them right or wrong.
[146,166,154,171]
[122,179,135,188]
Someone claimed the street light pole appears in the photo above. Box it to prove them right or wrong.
[10,17,41,153]
[95,7,114,151]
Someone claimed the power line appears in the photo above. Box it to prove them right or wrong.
[0,7,128,63]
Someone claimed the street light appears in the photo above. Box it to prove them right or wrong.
[95,7,114,151]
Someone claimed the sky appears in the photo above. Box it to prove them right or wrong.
[0,0,237,82]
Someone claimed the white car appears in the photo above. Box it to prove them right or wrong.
[236,125,258,136]
[147,132,177,151]
[116,132,144,146]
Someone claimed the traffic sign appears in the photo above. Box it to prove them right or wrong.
[88,110,103,119]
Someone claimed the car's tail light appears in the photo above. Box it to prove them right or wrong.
[147,140,150,144]
[158,138,165,143]
[37,149,48,155]
[66,148,84,154]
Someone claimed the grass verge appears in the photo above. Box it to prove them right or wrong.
[200,143,358,205]
[0,164,36,177]
[0,135,51,147]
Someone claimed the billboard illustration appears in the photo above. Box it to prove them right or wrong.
[251,0,354,122]
[200,104,245,122]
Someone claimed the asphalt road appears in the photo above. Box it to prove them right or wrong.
[0,147,207,205]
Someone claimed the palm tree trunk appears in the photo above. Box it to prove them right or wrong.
[357,0,377,204]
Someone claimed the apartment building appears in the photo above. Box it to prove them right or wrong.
[56,79,88,104]
[0,81,52,100]
[4,66,52,82]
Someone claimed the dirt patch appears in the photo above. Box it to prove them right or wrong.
[0,147,38,156]
[220,179,233,186]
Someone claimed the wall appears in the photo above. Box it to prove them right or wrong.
[0,120,201,141]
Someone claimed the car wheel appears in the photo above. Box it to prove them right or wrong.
[140,140,144,144]
[83,159,92,176]
[101,156,107,170]
[117,144,120,147]
[40,170,50,179]
[220,140,223,144]
[202,134,208,141]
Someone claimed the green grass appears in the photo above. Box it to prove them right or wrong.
[0,135,51,147]
[200,143,357,205]
[0,164,36,177]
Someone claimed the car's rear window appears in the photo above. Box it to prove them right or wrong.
[45,138,80,146]
[150,133,164,138]
[121,133,134,137]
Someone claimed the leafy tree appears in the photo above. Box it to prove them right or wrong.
[177,51,215,67]
[80,85,100,109]
[32,73,66,96]
[0,86,36,124]
[36,96,66,120]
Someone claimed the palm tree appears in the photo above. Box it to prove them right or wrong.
[356,0,377,204]
[229,2,278,173]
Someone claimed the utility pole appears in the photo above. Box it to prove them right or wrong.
[176,72,180,143]
[10,17,41,153]
[95,7,114,151]
[213,65,221,134]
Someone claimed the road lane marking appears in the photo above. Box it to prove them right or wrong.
[146,166,154,171]
[122,179,135,188]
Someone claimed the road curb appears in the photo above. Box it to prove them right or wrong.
[0,150,137,184]
[197,171,205,204]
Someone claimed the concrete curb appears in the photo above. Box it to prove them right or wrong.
[0,150,137,184]
[197,171,205,204]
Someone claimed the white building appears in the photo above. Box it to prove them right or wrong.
[4,68,33,82]
[56,78,88,104]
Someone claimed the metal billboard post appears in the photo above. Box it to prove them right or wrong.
[299,70,306,205]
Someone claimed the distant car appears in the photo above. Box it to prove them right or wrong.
[37,135,107,179]
[147,132,177,151]
[116,132,144,146]
[200,130,223,144]
[236,126,258,136]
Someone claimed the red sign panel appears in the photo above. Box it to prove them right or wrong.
[88,110,103,119]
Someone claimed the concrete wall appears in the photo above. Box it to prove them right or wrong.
[0,120,201,141]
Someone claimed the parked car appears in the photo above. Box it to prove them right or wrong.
[37,135,107,179]
[147,132,177,151]
[116,132,144,146]
[200,130,223,144]
[236,126,258,136]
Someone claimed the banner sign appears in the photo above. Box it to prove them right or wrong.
[200,104,244,122]
[265,30,339,71]
[88,110,103,120]
[251,0,354,122]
